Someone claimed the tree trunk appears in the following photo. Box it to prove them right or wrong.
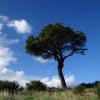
[58,60,66,89]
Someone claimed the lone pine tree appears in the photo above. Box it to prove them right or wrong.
[25,23,87,89]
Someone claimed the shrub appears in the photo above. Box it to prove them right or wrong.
[74,84,86,94]
[0,80,20,94]
[26,80,47,91]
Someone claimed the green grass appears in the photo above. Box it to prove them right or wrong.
[0,89,99,100]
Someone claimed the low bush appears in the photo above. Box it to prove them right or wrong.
[0,80,20,94]
[26,80,47,91]
[74,84,86,94]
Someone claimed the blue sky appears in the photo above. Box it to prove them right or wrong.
[0,0,100,87]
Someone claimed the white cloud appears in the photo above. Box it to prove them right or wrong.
[65,74,76,87]
[0,15,32,34]
[8,19,32,34]
[0,68,29,86]
[0,35,19,45]
[35,57,49,63]
[0,46,16,70]
[34,56,53,64]
[41,74,76,88]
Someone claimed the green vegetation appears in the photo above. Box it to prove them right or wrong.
[95,82,100,99]
[0,89,99,100]
[26,80,47,91]
[0,80,20,94]
[0,80,100,100]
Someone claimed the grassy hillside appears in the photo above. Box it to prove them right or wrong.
[0,89,99,100]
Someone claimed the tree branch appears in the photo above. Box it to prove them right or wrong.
[64,52,74,60]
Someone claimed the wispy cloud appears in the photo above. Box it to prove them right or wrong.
[0,45,16,70]
[0,34,19,45]
[35,57,50,63]
[7,19,32,34]
[0,15,32,35]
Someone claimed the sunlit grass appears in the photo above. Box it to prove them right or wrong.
[0,89,99,100]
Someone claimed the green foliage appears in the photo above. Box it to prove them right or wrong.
[74,84,86,94]
[78,81,100,89]
[26,23,87,60]
[95,83,100,98]
[0,90,99,100]
[0,80,20,94]
[26,80,47,91]
[74,81,100,95]
[93,81,100,87]
[0,81,99,100]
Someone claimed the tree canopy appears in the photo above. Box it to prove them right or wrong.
[26,23,86,61]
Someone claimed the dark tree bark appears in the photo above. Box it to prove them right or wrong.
[58,59,66,89]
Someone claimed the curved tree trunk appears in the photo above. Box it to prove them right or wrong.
[58,60,66,89]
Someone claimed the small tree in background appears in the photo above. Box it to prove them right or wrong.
[26,80,47,91]
[26,23,87,89]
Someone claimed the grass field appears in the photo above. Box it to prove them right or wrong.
[0,89,99,100]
